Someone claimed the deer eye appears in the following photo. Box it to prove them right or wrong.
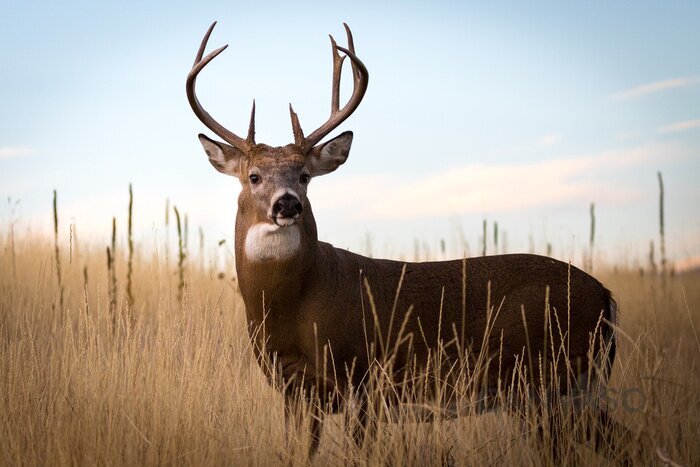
[299,174,310,184]
[249,174,261,185]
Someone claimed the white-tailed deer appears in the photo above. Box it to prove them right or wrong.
[187,22,627,461]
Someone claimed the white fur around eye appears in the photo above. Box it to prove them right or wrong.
[244,223,300,262]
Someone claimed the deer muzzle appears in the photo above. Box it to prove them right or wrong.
[271,193,302,226]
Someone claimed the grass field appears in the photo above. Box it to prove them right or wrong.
[1,224,699,466]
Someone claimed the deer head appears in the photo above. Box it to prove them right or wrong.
[187,22,368,234]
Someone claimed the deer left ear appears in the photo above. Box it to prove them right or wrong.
[307,131,353,177]
[198,134,245,177]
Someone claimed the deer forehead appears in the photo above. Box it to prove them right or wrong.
[247,160,306,174]
[247,145,305,166]
[243,150,307,176]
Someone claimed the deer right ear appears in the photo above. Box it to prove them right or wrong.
[198,134,244,177]
[307,131,353,177]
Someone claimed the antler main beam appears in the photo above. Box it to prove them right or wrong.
[187,22,368,154]
[186,22,254,151]
[295,23,369,154]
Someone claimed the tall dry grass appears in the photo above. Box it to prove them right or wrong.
[1,222,699,466]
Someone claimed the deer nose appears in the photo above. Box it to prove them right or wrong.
[272,194,302,218]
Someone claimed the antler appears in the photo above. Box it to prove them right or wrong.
[186,22,255,151]
[292,23,369,153]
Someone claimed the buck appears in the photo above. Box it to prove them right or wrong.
[187,22,626,460]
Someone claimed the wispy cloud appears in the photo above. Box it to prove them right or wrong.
[312,143,672,221]
[612,76,700,101]
[0,146,33,160]
[658,119,700,134]
[538,133,562,146]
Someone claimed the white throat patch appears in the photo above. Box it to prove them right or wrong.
[244,222,301,262]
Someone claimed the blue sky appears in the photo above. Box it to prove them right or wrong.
[1,0,699,268]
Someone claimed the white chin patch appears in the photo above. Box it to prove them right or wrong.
[275,217,296,227]
[244,222,300,262]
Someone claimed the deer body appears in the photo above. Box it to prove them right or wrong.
[187,21,622,460]
[236,219,614,407]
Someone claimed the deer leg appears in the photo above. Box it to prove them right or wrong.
[350,394,376,451]
[530,408,565,464]
[542,405,635,466]
[308,401,324,460]
[351,401,367,449]
[284,394,300,450]
[587,408,634,465]
[284,394,324,462]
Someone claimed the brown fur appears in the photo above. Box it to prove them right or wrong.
[236,201,614,399]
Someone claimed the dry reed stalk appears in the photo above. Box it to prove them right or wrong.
[482,219,487,256]
[658,171,666,275]
[108,217,118,333]
[174,206,186,305]
[198,226,205,270]
[493,221,499,255]
[72,222,79,262]
[69,224,73,264]
[52,189,64,314]
[165,198,170,226]
[83,265,90,317]
[165,197,170,267]
[127,183,134,308]
[589,202,596,271]
[8,197,18,281]
[184,213,189,252]
[68,223,74,305]
[649,240,657,274]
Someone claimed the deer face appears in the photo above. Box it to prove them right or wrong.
[187,21,366,261]
[198,131,353,227]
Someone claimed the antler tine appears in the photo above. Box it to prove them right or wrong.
[343,23,361,85]
[289,104,304,146]
[300,25,369,154]
[329,35,346,114]
[194,21,217,66]
[246,99,256,144]
[186,22,250,151]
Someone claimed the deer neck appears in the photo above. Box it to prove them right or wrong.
[234,203,320,322]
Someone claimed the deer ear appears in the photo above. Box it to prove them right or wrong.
[198,134,244,177]
[307,131,353,177]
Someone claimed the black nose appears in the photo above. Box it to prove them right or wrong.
[272,194,302,218]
